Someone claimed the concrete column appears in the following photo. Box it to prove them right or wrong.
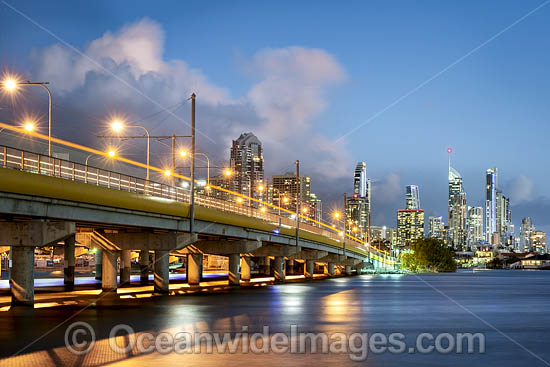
[187,253,202,285]
[287,259,295,275]
[101,249,117,292]
[154,250,170,294]
[264,256,271,276]
[11,246,35,306]
[64,235,76,290]
[95,248,103,280]
[328,263,335,276]
[345,265,352,275]
[120,250,131,286]
[274,256,285,282]
[139,250,150,285]
[355,263,363,274]
[228,253,240,285]
[240,256,251,282]
[305,260,314,279]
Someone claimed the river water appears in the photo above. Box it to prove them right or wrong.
[1,270,549,366]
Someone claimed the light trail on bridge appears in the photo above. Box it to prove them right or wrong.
[0,120,390,257]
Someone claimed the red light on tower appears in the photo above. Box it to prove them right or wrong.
[447,148,452,153]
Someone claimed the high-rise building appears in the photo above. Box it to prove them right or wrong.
[406,185,421,209]
[271,173,322,224]
[448,165,467,249]
[230,133,264,202]
[428,216,444,240]
[485,168,498,244]
[496,190,513,246]
[346,162,371,241]
[520,217,534,252]
[396,209,425,249]
[531,231,547,254]
[466,206,484,248]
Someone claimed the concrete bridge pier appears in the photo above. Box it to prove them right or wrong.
[345,265,352,275]
[274,256,286,282]
[264,256,271,276]
[187,253,202,286]
[328,263,335,276]
[120,250,131,286]
[1,221,75,306]
[241,256,251,282]
[95,248,103,280]
[154,250,170,294]
[139,250,150,285]
[287,259,295,275]
[101,249,118,292]
[305,260,315,279]
[11,246,34,307]
[228,253,240,285]
[64,235,76,290]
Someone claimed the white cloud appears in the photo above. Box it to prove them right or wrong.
[29,18,352,183]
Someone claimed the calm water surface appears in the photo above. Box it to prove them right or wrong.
[1,270,549,366]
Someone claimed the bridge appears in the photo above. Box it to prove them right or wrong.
[0,136,397,307]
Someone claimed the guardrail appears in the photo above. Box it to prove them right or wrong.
[0,145,393,263]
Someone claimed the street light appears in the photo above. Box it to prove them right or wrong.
[110,120,150,181]
[2,77,53,156]
[224,169,232,177]
[85,150,116,183]
[23,121,35,132]
[179,150,211,185]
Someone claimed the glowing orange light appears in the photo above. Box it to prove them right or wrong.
[260,207,266,213]
[179,150,187,157]
[111,120,124,132]
[107,150,116,158]
[224,169,232,177]
[23,122,35,132]
[236,197,243,204]
[333,211,341,219]
[3,79,17,91]
[283,197,289,204]
[302,207,308,213]
[164,170,172,176]
[258,184,264,191]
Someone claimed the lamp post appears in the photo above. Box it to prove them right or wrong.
[2,78,52,156]
[111,121,150,181]
[84,150,116,183]
[179,151,210,185]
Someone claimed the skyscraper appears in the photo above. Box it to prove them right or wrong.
[346,162,371,241]
[485,168,498,244]
[230,133,264,201]
[448,164,467,250]
[428,216,444,240]
[466,206,484,248]
[396,209,425,249]
[405,185,420,209]
[496,190,513,246]
[520,217,534,252]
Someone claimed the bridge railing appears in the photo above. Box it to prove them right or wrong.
[1,145,392,263]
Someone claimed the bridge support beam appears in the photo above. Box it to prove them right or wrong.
[287,259,295,275]
[101,249,118,292]
[95,248,103,280]
[64,235,75,290]
[274,256,285,282]
[154,250,170,294]
[328,263,335,276]
[305,260,315,279]
[345,265,352,275]
[241,256,251,282]
[120,250,131,286]
[228,253,240,285]
[264,256,271,276]
[187,253,202,285]
[139,250,149,285]
[10,246,34,307]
